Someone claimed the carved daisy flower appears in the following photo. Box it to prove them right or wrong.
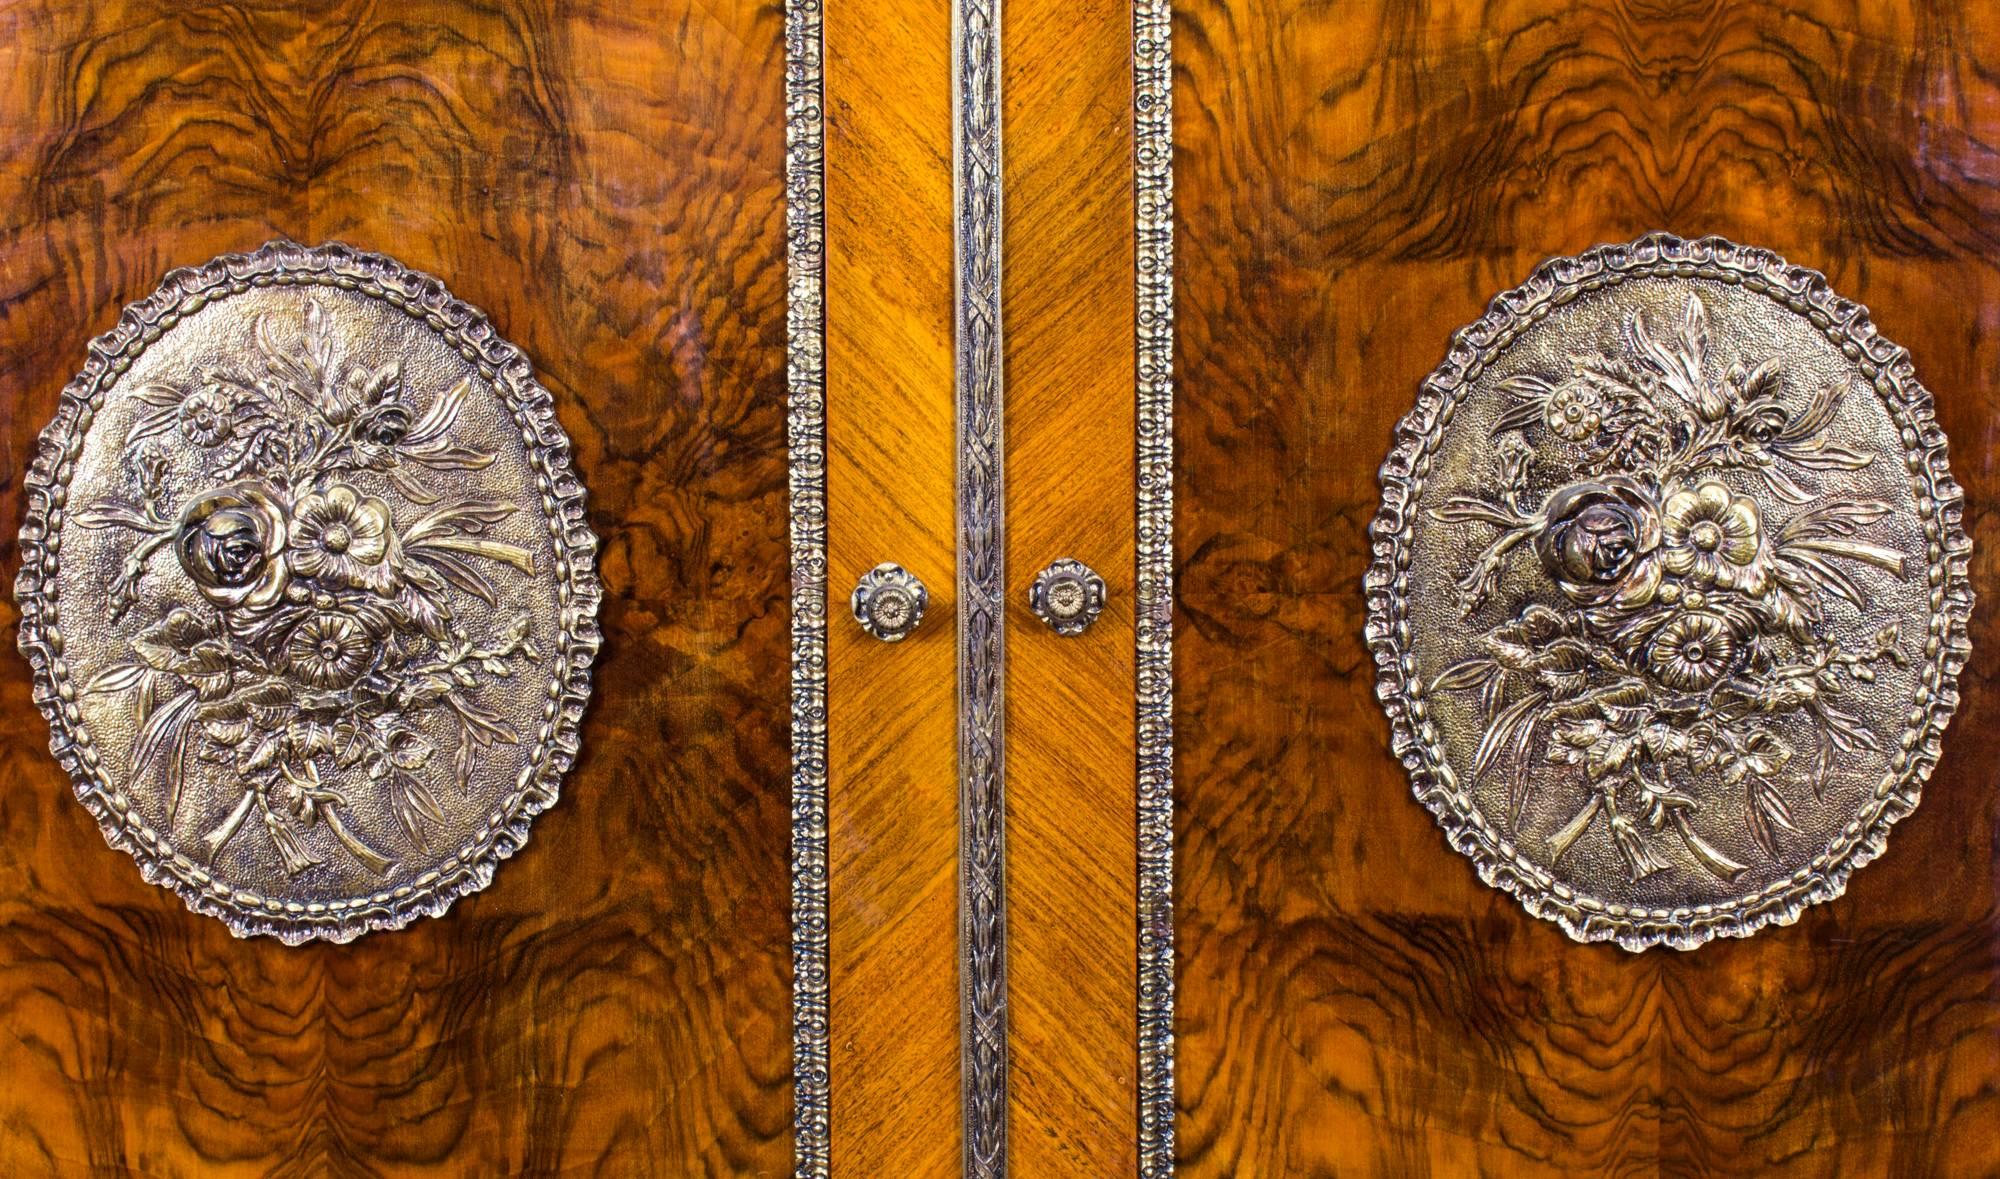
[1543,382,1604,441]
[1647,611,1738,691]
[1661,481,1769,595]
[178,385,235,447]
[286,609,380,689]
[290,484,399,593]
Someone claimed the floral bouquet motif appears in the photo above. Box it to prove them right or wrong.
[76,300,539,877]
[1428,294,1909,882]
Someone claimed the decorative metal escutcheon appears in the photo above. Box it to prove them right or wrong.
[852,563,928,642]
[1366,233,1972,951]
[14,241,601,944]
[1029,558,1106,636]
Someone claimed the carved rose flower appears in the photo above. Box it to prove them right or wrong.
[286,609,380,689]
[356,401,412,448]
[1543,382,1603,441]
[1647,611,1738,691]
[1534,477,1663,609]
[178,386,235,447]
[1661,480,1768,594]
[291,484,398,593]
[176,481,290,609]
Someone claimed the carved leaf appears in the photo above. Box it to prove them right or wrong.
[84,662,147,695]
[387,464,444,504]
[404,377,471,448]
[455,715,477,794]
[123,407,185,447]
[131,383,188,408]
[388,770,445,848]
[1753,778,1799,832]
[1491,374,1554,435]
[303,298,334,377]
[255,313,316,404]
[132,690,197,779]
[413,549,499,606]
[405,499,519,543]
[1759,462,1815,504]
[1785,536,1907,577]
[1781,381,1845,441]
[1777,552,1866,609]
[1778,438,1875,470]
[1780,499,1894,542]
[411,535,536,574]
[73,502,156,531]
[1430,656,1497,694]
[405,444,498,471]
[1818,702,1880,754]
[1472,690,1546,784]
[1428,497,1525,529]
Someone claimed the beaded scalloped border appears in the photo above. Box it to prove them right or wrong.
[1364,232,1974,952]
[14,240,602,946]
[783,0,832,1170]
[1133,0,1177,1170]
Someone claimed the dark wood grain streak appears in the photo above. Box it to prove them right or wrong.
[1174,1,2000,1175]
[0,2,794,1174]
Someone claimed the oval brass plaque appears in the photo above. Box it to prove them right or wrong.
[16,242,600,943]
[1367,234,1973,951]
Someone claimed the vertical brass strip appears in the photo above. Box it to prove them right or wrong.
[955,0,1008,1171]
[785,0,831,1174]
[1133,0,1176,1174]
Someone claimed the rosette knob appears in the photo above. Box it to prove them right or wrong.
[851,563,929,642]
[1028,558,1106,637]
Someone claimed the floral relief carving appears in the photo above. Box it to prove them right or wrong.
[1426,291,1913,885]
[74,298,540,879]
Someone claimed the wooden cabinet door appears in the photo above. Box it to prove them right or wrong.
[5,2,1996,1177]
[0,4,799,1174]
[1172,3,2000,1176]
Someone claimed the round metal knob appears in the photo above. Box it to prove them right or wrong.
[1028,558,1106,636]
[852,563,928,642]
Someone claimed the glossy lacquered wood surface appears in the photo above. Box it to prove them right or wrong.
[823,0,963,1172]
[1003,0,1140,1171]
[0,3,794,1174]
[1175,1,2000,1175]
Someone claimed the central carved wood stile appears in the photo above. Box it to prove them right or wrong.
[954,0,1009,1171]
[789,0,1174,1173]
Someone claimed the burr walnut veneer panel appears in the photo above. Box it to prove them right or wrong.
[0,2,793,1173]
[1176,1,2000,1175]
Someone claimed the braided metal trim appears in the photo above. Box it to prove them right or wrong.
[956,0,1009,1170]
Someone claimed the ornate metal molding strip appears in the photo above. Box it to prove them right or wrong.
[1133,0,1177,1171]
[956,0,1009,1170]
[784,0,831,1172]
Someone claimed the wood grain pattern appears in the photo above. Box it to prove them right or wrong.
[823,0,962,1172]
[0,2,794,1174]
[1175,1,2000,1174]
[1002,0,1141,1171]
